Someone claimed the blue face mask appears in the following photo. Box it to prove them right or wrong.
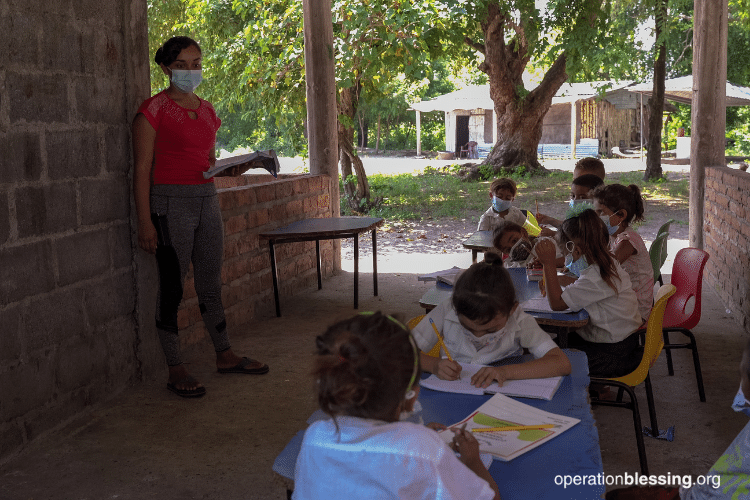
[564,252,590,277]
[732,386,750,417]
[569,198,592,209]
[600,213,620,235]
[171,69,203,93]
[493,196,512,213]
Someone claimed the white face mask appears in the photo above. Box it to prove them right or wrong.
[171,69,203,93]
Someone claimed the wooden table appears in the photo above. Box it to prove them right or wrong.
[417,268,589,348]
[462,230,494,263]
[273,349,605,500]
[259,217,383,316]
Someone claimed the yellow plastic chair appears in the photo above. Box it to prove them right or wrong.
[589,284,676,476]
[406,315,443,357]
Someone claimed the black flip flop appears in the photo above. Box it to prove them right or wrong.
[167,376,206,398]
[217,356,269,375]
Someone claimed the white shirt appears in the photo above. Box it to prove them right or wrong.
[610,228,654,321]
[293,417,495,500]
[412,299,558,364]
[561,262,643,343]
[477,205,527,231]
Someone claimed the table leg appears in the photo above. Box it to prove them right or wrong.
[557,329,568,348]
[354,233,359,309]
[372,229,378,296]
[315,240,322,290]
[269,241,281,317]
[472,249,478,264]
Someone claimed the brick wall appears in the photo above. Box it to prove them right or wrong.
[176,174,335,347]
[0,0,149,462]
[704,166,750,332]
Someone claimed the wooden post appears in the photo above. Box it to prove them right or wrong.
[690,0,728,249]
[416,110,422,157]
[303,0,341,269]
[570,101,577,159]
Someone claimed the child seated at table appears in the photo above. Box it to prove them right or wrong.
[293,312,499,500]
[533,209,643,377]
[573,157,606,180]
[591,183,654,321]
[477,177,528,231]
[536,174,604,230]
[493,221,564,268]
[412,253,571,388]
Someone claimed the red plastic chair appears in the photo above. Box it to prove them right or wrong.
[662,248,709,402]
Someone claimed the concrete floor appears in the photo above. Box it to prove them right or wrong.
[1,266,748,499]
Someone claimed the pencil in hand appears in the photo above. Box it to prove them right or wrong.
[429,318,454,361]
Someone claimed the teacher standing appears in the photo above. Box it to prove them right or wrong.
[132,36,268,398]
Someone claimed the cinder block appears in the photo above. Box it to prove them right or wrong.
[55,336,108,393]
[55,229,110,286]
[80,177,130,225]
[46,129,101,179]
[83,272,135,326]
[75,76,127,124]
[0,303,22,363]
[16,183,77,238]
[109,223,133,270]
[0,423,24,461]
[23,287,85,353]
[0,241,55,305]
[1,12,37,66]
[41,25,91,73]
[105,125,130,173]
[0,131,43,183]
[8,72,69,124]
[0,359,55,419]
[0,191,9,245]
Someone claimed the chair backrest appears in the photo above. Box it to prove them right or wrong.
[648,231,670,282]
[407,314,444,358]
[615,284,676,386]
[655,219,675,239]
[663,248,710,330]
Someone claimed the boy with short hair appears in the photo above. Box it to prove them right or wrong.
[573,157,605,180]
[477,178,527,231]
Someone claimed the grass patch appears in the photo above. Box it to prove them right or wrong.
[341,168,689,220]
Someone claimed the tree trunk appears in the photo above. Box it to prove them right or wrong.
[470,3,570,175]
[644,0,668,181]
[338,84,376,211]
[375,115,381,153]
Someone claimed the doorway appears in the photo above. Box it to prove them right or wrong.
[455,115,469,155]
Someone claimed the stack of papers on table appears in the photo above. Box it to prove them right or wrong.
[437,393,580,461]
[420,362,562,400]
[417,266,463,286]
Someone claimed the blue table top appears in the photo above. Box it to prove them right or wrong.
[272,349,604,500]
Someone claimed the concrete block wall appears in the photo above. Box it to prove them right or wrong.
[704,166,750,333]
[0,0,150,462]
[175,174,335,347]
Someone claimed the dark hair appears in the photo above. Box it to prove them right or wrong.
[591,183,645,226]
[313,312,419,423]
[559,209,620,292]
[492,220,526,252]
[490,177,517,196]
[572,173,604,192]
[452,253,517,324]
[574,157,605,179]
[154,36,201,66]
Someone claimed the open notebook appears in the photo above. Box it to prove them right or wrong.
[420,362,563,400]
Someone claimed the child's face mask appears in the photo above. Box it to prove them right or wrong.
[564,241,590,277]
[492,195,512,213]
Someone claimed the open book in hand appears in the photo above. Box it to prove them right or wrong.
[420,362,563,400]
[204,150,280,179]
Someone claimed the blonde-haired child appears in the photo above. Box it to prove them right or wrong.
[534,209,642,377]
[591,183,653,321]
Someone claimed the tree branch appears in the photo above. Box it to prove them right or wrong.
[465,36,486,54]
